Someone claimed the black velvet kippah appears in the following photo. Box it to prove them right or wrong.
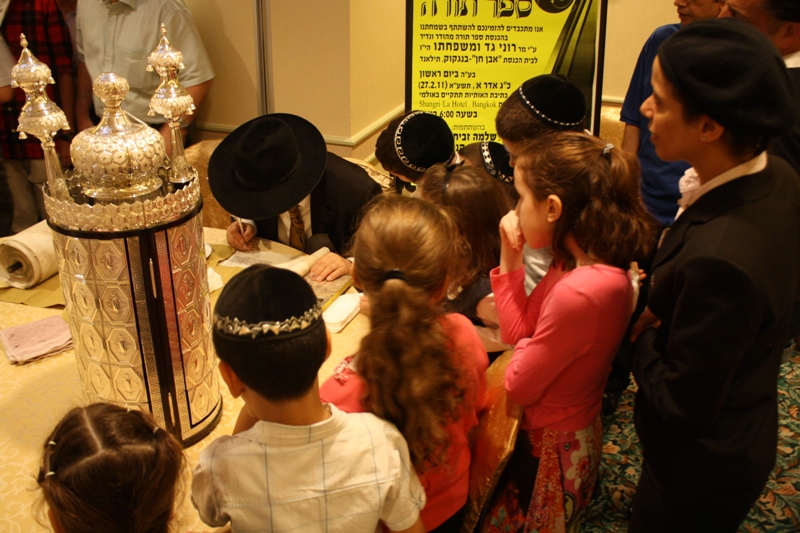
[395,112,455,172]
[215,265,317,326]
[517,74,586,127]
[658,18,797,136]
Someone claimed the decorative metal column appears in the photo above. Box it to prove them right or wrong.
[147,23,198,185]
[13,32,222,446]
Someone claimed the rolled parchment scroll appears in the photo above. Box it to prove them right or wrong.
[0,220,58,289]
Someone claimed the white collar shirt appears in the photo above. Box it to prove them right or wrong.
[784,49,800,69]
[674,152,767,220]
[240,195,312,249]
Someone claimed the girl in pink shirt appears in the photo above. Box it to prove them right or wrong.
[321,196,489,532]
[484,133,656,533]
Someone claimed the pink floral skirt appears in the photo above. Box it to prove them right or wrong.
[482,415,602,533]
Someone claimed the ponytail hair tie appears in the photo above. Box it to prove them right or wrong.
[603,143,614,158]
[153,426,160,435]
[383,269,407,283]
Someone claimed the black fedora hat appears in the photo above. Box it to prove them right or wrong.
[208,113,327,220]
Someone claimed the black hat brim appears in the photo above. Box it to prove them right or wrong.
[208,113,327,220]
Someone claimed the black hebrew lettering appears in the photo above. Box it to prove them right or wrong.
[490,0,534,18]
[535,0,575,15]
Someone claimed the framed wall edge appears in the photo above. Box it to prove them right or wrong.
[195,122,238,133]
[325,104,405,147]
[601,95,624,105]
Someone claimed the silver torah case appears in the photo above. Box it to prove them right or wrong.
[13,30,220,446]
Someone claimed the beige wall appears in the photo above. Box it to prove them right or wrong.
[268,1,405,159]
[183,0,260,132]
[269,1,352,138]
[186,0,404,159]
[603,1,678,102]
[349,1,405,142]
[186,0,678,143]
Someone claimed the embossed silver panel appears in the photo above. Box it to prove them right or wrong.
[52,211,221,445]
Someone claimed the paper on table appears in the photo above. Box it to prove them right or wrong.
[219,246,330,279]
[0,274,65,308]
[322,292,361,333]
[219,250,297,269]
[207,267,224,293]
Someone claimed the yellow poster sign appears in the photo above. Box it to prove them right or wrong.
[408,0,603,148]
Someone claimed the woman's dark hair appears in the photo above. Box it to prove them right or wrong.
[517,133,658,270]
[353,195,471,471]
[765,0,800,23]
[37,403,184,533]
[420,163,511,284]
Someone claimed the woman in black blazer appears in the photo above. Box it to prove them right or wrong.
[629,19,800,533]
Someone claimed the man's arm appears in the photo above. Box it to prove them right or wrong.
[75,61,95,132]
[621,123,641,154]
[56,71,75,166]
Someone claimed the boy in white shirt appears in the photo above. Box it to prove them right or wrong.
[192,265,426,533]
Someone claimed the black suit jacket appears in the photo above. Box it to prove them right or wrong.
[254,152,382,254]
[632,157,800,490]
[769,68,800,175]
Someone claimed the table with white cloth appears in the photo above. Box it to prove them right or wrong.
[0,227,369,533]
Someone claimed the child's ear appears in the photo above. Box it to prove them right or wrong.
[218,360,246,398]
[546,194,563,224]
[324,328,332,362]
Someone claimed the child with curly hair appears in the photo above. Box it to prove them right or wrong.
[321,195,490,533]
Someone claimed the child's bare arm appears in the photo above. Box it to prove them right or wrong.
[389,516,425,533]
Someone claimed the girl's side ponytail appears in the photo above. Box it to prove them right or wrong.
[353,196,468,471]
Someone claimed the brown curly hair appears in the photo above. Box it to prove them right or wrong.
[419,163,511,284]
[516,132,658,270]
[352,195,470,470]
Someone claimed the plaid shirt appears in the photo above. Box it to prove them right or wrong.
[1,0,73,160]
[192,405,426,532]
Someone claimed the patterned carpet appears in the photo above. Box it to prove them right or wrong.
[583,353,800,532]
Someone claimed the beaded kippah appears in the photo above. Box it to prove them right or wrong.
[213,303,322,339]
[517,85,584,128]
[394,112,429,172]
